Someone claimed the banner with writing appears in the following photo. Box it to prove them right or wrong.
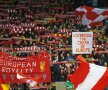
[0,51,51,83]
[72,32,93,54]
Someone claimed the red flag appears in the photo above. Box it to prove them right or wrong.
[68,62,108,90]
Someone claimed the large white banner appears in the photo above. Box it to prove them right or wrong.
[72,32,93,54]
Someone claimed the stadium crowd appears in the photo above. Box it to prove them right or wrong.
[0,0,108,90]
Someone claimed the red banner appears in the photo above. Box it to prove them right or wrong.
[0,51,51,83]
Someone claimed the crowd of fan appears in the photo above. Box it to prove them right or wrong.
[0,0,108,90]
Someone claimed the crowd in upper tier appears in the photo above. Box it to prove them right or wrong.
[0,0,108,90]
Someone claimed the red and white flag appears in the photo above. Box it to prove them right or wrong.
[17,72,41,87]
[75,5,108,27]
[68,62,108,90]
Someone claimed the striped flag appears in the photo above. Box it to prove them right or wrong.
[75,5,108,27]
[68,62,108,90]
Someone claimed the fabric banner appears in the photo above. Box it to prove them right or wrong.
[0,51,51,83]
[75,5,108,27]
[68,62,108,90]
[72,32,93,54]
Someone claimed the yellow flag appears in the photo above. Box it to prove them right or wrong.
[1,84,10,90]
